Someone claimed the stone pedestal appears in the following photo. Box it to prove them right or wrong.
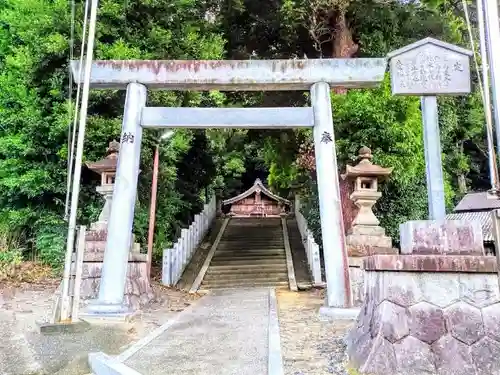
[74,227,153,311]
[342,147,395,307]
[346,220,500,375]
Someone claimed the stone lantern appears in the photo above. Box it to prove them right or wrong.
[342,146,394,256]
[85,140,119,230]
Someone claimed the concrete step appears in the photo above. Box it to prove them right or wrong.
[209,259,286,267]
[214,254,286,260]
[215,249,285,257]
[208,264,288,272]
[219,237,283,242]
[201,280,290,289]
[212,256,286,264]
[206,267,287,276]
[216,244,285,250]
[203,272,288,281]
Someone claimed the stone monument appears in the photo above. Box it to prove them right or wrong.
[79,141,153,310]
[342,147,396,306]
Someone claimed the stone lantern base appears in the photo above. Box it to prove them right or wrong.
[73,224,153,311]
[346,224,396,307]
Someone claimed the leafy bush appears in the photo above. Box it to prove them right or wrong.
[0,248,23,280]
[34,217,67,270]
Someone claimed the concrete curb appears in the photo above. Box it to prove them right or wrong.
[281,218,298,292]
[189,217,230,293]
[318,306,360,321]
[87,295,207,374]
[88,352,142,375]
[268,288,284,375]
[115,295,207,362]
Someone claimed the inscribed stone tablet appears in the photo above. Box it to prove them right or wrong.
[389,41,471,96]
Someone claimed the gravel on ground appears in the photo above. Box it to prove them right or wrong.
[0,279,200,375]
[276,289,353,375]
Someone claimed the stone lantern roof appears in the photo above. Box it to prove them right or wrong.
[342,147,393,180]
[86,140,120,174]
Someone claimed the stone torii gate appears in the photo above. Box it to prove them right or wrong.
[71,58,387,317]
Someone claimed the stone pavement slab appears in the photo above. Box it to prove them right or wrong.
[123,288,272,375]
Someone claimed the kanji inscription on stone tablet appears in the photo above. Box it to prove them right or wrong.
[388,39,472,96]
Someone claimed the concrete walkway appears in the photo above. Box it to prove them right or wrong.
[89,288,283,375]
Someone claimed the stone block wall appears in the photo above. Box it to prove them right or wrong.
[73,227,153,311]
[347,254,500,375]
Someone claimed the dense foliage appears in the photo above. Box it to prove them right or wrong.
[0,0,491,271]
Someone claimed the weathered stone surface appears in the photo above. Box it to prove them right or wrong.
[348,331,373,367]
[85,230,108,241]
[363,254,496,273]
[444,302,484,345]
[400,220,484,255]
[459,274,500,308]
[388,39,472,96]
[85,240,107,252]
[482,303,500,341]
[348,267,500,375]
[346,234,393,257]
[471,336,500,374]
[409,302,446,344]
[359,336,397,374]
[419,273,460,308]
[349,266,365,307]
[378,272,423,307]
[370,300,409,343]
[394,336,436,374]
[432,334,475,375]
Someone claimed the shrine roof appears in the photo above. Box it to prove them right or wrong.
[222,179,290,206]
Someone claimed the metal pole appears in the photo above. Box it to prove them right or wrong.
[484,0,500,165]
[421,96,446,221]
[477,0,499,191]
[311,82,351,308]
[146,145,160,282]
[61,0,99,321]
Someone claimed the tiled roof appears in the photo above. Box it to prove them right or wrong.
[446,211,494,243]
[454,192,500,212]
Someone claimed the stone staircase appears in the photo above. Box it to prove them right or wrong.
[201,217,289,289]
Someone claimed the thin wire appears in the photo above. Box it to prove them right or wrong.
[462,0,499,189]
[462,0,485,101]
[65,0,75,220]
[64,0,90,220]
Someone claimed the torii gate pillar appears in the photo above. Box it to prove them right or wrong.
[72,58,387,317]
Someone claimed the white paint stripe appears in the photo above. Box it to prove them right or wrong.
[115,296,206,362]
[281,218,298,292]
[268,288,284,375]
[189,218,230,293]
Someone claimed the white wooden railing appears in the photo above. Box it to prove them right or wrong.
[162,195,217,286]
[294,195,323,286]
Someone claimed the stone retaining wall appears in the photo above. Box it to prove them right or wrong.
[347,255,500,375]
[347,220,500,375]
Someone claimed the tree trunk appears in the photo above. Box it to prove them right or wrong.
[331,10,358,94]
